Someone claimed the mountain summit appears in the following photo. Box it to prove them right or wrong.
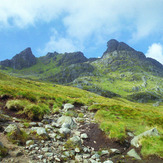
[103,39,135,54]
[0,47,36,69]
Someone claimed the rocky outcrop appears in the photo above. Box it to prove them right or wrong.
[0,48,36,69]
[103,39,135,54]
[56,51,88,66]
[47,63,94,84]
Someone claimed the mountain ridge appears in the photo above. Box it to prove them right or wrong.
[0,39,163,102]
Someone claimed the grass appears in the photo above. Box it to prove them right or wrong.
[141,136,163,157]
[0,71,163,158]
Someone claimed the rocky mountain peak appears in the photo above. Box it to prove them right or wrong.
[0,47,36,70]
[104,39,135,54]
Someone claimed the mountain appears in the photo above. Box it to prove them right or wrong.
[0,39,163,102]
[0,48,36,70]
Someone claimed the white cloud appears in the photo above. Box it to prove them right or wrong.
[146,43,163,64]
[0,0,163,52]
[38,29,83,55]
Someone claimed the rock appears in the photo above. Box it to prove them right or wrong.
[31,127,47,136]
[62,122,70,129]
[49,133,57,139]
[89,158,97,163]
[26,140,34,146]
[70,136,81,146]
[153,101,160,107]
[45,124,53,130]
[83,154,91,159]
[131,128,159,147]
[4,124,20,134]
[83,147,91,153]
[59,127,71,136]
[38,122,43,127]
[91,153,100,159]
[127,132,134,137]
[44,152,53,157]
[103,160,113,163]
[64,103,75,112]
[38,155,43,160]
[51,122,60,128]
[57,116,76,129]
[63,151,70,157]
[29,122,37,127]
[127,149,141,160]
[75,147,80,153]
[101,150,109,156]
[110,148,120,154]
[75,155,83,162]
[81,133,88,139]
[42,147,49,152]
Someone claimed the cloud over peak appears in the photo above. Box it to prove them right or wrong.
[146,43,163,65]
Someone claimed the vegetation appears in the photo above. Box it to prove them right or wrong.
[0,145,8,157]
[7,129,29,145]
[0,71,163,158]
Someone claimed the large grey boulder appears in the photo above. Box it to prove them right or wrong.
[131,128,159,147]
[57,116,76,129]
[127,149,141,160]
[63,103,75,112]
[31,127,47,136]
[4,124,20,134]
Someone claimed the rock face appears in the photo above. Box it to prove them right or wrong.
[103,39,135,54]
[0,48,36,69]
[56,51,88,66]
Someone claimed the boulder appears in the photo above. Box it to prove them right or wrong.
[127,149,141,160]
[57,116,76,129]
[131,128,159,147]
[81,133,88,139]
[59,127,71,136]
[70,136,81,147]
[64,103,75,112]
[31,127,47,137]
[4,124,21,134]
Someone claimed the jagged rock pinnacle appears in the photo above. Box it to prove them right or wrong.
[103,39,135,55]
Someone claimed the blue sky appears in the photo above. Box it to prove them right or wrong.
[0,0,163,64]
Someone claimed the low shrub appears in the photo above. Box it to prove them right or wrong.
[24,103,50,120]
[6,99,28,111]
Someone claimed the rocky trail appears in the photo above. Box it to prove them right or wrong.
[0,98,163,163]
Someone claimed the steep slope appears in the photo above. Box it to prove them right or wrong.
[0,71,163,162]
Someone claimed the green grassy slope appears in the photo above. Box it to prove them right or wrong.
[0,71,163,158]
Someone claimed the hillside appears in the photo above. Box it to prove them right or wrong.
[0,39,163,103]
[0,71,163,162]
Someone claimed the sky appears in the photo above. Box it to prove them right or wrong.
[0,0,163,64]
